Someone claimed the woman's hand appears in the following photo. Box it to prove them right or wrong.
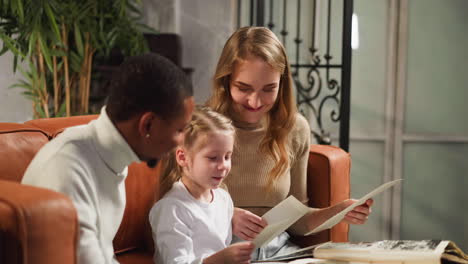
[232,207,268,241]
[341,199,374,225]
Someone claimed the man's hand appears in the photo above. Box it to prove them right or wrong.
[232,208,268,241]
[203,242,254,264]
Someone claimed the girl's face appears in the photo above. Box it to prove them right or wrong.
[229,56,280,124]
[178,131,234,200]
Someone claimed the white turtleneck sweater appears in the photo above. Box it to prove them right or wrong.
[22,107,139,264]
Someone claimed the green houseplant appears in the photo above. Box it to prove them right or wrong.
[0,0,154,118]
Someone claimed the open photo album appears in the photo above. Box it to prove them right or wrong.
[253,240,468,264]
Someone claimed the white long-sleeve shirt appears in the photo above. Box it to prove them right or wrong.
[149,181,233,264]
[22,107,139,264]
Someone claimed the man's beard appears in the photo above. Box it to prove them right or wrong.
[146,159,159,168]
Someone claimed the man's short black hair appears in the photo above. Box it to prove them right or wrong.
[106,53,193,122]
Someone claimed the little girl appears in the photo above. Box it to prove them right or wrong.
[149,106,254,264]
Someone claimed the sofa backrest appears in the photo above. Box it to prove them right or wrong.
[0,123,49,182]
[0,115,158,255]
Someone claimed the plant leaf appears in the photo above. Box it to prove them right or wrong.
[13,54,18,72]
[0,29,25,58]
[137,23,158,34]
[17,0,25,23]
[0,45,9,56]
[38,34,54,72]
[44,2,61,42]
[51,49,67,57]
[35,103,47,119]
[69,51,82,73]
[74,22,84,56]
[57,100,67,117]
[17,66,32,83]
[76,2,94,21]
[126,1,142,16]
[28,31,38,57]
[9,82,32,91]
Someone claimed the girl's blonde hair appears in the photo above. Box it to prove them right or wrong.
[159,106,235,197]
[206,26,296,190]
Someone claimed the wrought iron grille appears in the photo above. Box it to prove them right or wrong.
[236,0,353,151]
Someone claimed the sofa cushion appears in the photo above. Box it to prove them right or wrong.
[113,162,161,255]
[0,179,78,264]
[0,124,49,182]
[25,115,98,137]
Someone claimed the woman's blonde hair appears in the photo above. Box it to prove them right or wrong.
[159,106,235,197]
[206,26,296,189]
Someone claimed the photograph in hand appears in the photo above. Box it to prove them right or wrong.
[252,179,403,250]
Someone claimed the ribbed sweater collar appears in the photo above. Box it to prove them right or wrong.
[229,110,267,131]
[92,107,140,175]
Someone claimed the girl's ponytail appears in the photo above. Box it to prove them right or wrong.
[159,151,183,198]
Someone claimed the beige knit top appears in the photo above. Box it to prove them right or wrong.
[224,113,311,234]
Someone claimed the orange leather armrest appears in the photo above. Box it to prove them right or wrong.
[0,179,78,264]
[293,144,350,247]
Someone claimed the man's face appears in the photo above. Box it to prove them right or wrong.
[145,97,195,162]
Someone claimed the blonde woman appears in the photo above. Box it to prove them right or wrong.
[207,26,373,259]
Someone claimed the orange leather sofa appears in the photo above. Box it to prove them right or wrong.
[0,115,350,264]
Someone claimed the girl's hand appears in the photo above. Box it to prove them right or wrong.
[341,198,374,225]
[203,242,254,264]
[232,207,268,241]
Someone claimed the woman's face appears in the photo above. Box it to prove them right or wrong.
[229,56,280,124]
